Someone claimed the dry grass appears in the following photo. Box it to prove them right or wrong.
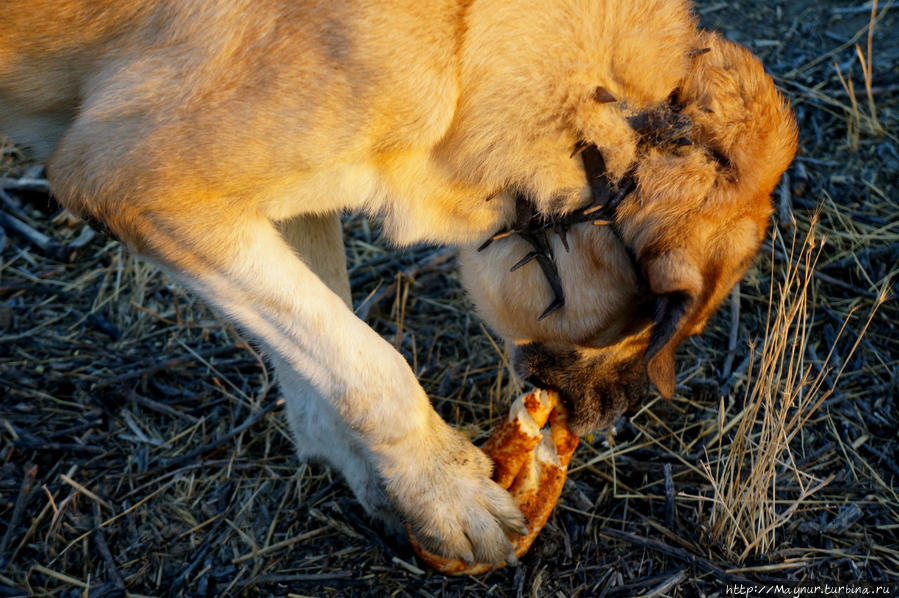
[1,1,898,596]
[703,218,888,561]
[833,0,888,149]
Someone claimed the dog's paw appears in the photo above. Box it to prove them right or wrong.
[383,425,527,565]
[359,476,406,538]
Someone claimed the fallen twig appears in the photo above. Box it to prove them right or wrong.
[600,528,758,585]
[156,398,282,469]
[93,344,244,390]
[92,502,126,593]
[0,465,37,567]
[0,209,76,262]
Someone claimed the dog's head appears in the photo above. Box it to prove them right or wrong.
[457,32,798,434]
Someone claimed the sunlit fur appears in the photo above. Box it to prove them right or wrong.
[1,0,795,564]
[460,31,797,426]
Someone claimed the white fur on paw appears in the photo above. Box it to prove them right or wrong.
[381,425,526,565]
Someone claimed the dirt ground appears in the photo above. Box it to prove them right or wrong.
[1,1,897,597]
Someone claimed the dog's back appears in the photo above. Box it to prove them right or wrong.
[1,0,464,233]
[0,2,145,158]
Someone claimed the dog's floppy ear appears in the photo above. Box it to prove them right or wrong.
[645,291,692,398]
[640,249,703,398]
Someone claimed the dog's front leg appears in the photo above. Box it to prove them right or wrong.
[272,214,401,533]
[141,212,524,565]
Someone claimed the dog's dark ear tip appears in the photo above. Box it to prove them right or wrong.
[645,291,693,399]
[646,291,692,359]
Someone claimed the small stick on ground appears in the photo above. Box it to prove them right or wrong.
[129,391,200,424]
[664,463,675,530]
[93,344,243,390]
[0,465,37,564]
[92,502,126,593]
[13,440,106,455]
[645,570,687,598]
[721,283,741,381]
[157,398,282,469]
[0,209,75,262]
[600,527,757,585]
[778,173,794,228]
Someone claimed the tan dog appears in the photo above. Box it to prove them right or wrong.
[0,0,796,565]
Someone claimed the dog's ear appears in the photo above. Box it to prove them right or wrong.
[645,291,692,398]
[640,249,703,398]
[619,32,799,399]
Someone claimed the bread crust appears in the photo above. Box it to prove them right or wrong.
[410,390,579,575]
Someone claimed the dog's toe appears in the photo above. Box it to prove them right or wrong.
[391,426,525,566]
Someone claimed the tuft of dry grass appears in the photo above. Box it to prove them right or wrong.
[833,0,888,149]
[703,217,888,561]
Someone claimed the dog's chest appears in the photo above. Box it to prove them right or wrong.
[262,154,510,247]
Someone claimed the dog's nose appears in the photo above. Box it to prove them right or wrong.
[510,344,551,389]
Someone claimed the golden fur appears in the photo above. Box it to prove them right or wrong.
[462,30,797,416]
[1,0,796,564]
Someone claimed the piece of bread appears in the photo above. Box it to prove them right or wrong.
[410,389,579,575]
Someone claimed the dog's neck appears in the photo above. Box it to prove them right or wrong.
[476,145,643,320]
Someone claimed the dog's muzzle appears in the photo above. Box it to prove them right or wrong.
[511,342,650,435]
